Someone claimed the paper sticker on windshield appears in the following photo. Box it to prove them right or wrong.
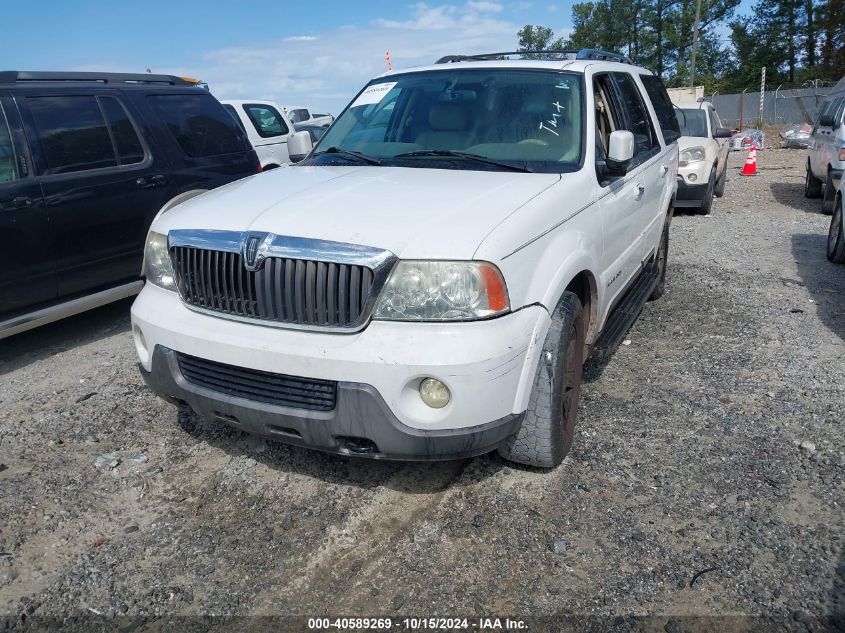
[352,82,397,107]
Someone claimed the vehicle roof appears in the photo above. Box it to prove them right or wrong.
[221,99,284,107]
[0,70,200,89]
[373,59,653,80]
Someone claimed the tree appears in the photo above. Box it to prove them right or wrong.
[517,25,566,55]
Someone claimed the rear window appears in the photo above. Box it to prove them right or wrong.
[640,75,681,144]
[28,95,117,174]
[149,93,251,157]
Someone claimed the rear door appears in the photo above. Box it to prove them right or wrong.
[0,94,54,317]
[18,90,177,298]
[145,91,257,191]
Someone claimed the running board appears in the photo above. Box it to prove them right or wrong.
[0,281,143,340]
[590,267,659,359]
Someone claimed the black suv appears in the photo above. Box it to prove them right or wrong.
[0,71,260,338]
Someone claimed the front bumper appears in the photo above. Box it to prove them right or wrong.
[674,176,709,208]
[141,346,523,460]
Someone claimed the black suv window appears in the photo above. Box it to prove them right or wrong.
[612,73,659,161]
[99,96,145,165]
[149,93,250,157]
[28,95,117,174]
[0,105,18,183]
[640,74,681,145]
[243,104,289,138]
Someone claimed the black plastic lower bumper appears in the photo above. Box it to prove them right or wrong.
[140,346,524,461]
[674,177,708,208]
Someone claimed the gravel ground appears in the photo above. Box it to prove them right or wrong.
[0,149,842,632]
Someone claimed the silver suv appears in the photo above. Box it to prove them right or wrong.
[805,78,845,214]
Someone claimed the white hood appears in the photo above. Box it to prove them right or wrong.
[154,165,560,259]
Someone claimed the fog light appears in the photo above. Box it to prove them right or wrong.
[133,325,149,364]
[688,173,698,182]
[419,378,450,409]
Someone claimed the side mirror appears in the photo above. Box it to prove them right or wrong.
[288,131,314,163]
[714,127,733,139]
[819,114,835,127]
[606,130,635,177]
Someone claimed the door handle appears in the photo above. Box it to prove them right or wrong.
[635,184,645,199]
[136,174,167,189]
[0,196,33,210]
[661,164,669,176]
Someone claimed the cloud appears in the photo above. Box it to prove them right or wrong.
[466,1,504,12]
[75,2,520,115]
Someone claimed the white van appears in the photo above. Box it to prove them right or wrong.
[221,100,294,169]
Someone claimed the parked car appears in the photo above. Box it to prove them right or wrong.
[673,100,732,214]
[132,49,681,467]
[0,71,259,339]
[828,173,845,263]
[284,106,333,128]
[805,77,845,214]
[221,99,296,169]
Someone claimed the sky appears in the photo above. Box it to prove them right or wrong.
[4,1,754,115]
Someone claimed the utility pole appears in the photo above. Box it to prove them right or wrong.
[689,0,702,89]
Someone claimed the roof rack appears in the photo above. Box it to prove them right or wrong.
[435,48,633,65]
[0,71,194,86]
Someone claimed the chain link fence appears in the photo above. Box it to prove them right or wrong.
[709,83,835,127]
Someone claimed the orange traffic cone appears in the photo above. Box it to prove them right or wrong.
[740,147,757,176]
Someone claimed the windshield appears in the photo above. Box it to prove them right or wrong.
[305,69,584,173]
[676,108,709,137]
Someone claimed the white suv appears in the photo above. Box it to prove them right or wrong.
[221,100,295,169]
[805,80,845,214]
[132,50,680,467]
[673,100,732,214]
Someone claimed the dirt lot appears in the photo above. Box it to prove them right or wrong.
[0,150,843,632]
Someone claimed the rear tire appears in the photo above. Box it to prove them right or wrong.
[828,199,845,264]
[649,225,669,301]
[497,292,585,468]
[822,171,836,214]
[805,162,823,198]
[697,168,716,215]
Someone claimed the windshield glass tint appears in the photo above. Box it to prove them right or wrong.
[676,109,708,137]
[312,69,584,172]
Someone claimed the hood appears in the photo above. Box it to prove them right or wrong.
[154,166,560,259]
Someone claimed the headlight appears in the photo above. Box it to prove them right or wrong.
[143,231,175,291]
[373,261,509,321]
[680,146,706,166]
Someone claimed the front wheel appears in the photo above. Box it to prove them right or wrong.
[822,171,836,214]
[498,292,585,468]
[697,168,716,215]
[828,199,845,264]
[805,163,823,198]
[714,165,727,198]
[649,225,669,301]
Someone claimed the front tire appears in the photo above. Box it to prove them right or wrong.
[714,165,727,198]
[498,292,585,468]
[697,168,716,215]
[828,199,845,264]
[649,225,669,301]
[805,162,823,198]
[822,171,836,214]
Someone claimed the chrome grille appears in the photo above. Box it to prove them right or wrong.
[171,245,376,327]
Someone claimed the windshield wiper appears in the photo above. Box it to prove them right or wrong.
[312,146,382,165]
[394,150,533,173]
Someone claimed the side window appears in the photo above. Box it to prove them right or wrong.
[98,96,145,165]
[834,98,845,126]
[243,104,289,138]
[639,74,681,145]
[612,73,659,161]
[0,104,19,183]
[222,104,248,134]
[593,73,626,183]
[710,108,723,133]
[149,93,251,157]
[27,95,117,175]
